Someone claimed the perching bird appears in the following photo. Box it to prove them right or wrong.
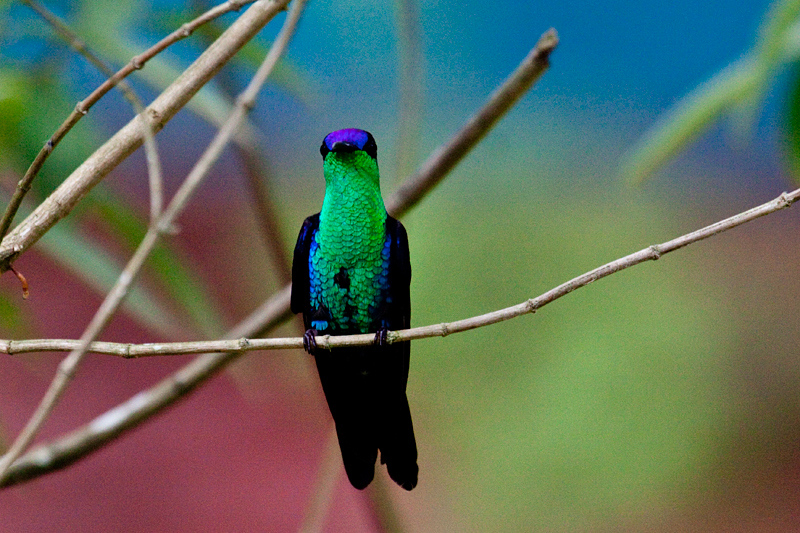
[290,128,418,491]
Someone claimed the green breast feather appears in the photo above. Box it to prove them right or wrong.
[308,150,388,332]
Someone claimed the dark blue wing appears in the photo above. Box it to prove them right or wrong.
[375,216,417,489]
[385,215,411,330]
[290,213,319,317]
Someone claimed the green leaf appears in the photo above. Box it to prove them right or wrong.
[73,0,314,137]
[755,0,800,63]
[2,67,102,196]
[217,36,320,105]
[0,69,27,168]
[1,0,226,340]
[0,187,219,339]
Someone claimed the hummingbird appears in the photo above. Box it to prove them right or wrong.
[291,128,418,491]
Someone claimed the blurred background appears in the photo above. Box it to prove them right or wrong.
[1,0,799,530]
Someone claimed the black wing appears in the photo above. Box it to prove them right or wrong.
[290,213,319,317]
[385,215,412,330]
[374,216,417,490]
[382,215,412,383]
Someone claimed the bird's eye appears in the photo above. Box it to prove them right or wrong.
[364,138,377,159]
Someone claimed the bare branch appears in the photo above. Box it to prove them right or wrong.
[0,29,557,487]
[0,0,287,266]
[0,0,261,240]
[20,0,165,224]
[0,0,304,480]
[3,184,799,358]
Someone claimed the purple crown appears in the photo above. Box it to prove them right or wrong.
[323,129,371,151]
[320,129,377,159]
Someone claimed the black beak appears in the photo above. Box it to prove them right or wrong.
[330,141,358,153]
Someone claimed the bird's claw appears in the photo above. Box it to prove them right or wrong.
[303,328,319,355]
[373,327,390,347]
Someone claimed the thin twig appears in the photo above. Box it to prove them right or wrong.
[21,0,165,224]
[192,17,333,525]
[0,0,261,241]
[7,266,29,300]
[0,28,557,487]
[0,0,302,480]
[192,13,348,525]
[2,184,794,492]
[3,185,799,357]
[2,180,798,489]
[206,34,336,524]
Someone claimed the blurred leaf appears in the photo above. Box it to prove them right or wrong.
[0,280,16,455]
[756,0,800,62]
[0,65,102,196]
[77,25,241,130]
[0,416,6,454]
[0,69,223,339]
[71,0,310,141]
[728,0,800,141]
[202,30,319,105]
[620,58,761,184]
[622,0,800,184]
[0,69,27,169]
[0,190,212,340]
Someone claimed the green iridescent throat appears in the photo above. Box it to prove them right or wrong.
[314,151,388,332]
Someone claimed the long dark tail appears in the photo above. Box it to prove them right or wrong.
[314,345,418,491]
[376,387,418,490]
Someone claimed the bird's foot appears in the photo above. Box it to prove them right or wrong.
[303,328,319,355]
[373,327,390,347]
